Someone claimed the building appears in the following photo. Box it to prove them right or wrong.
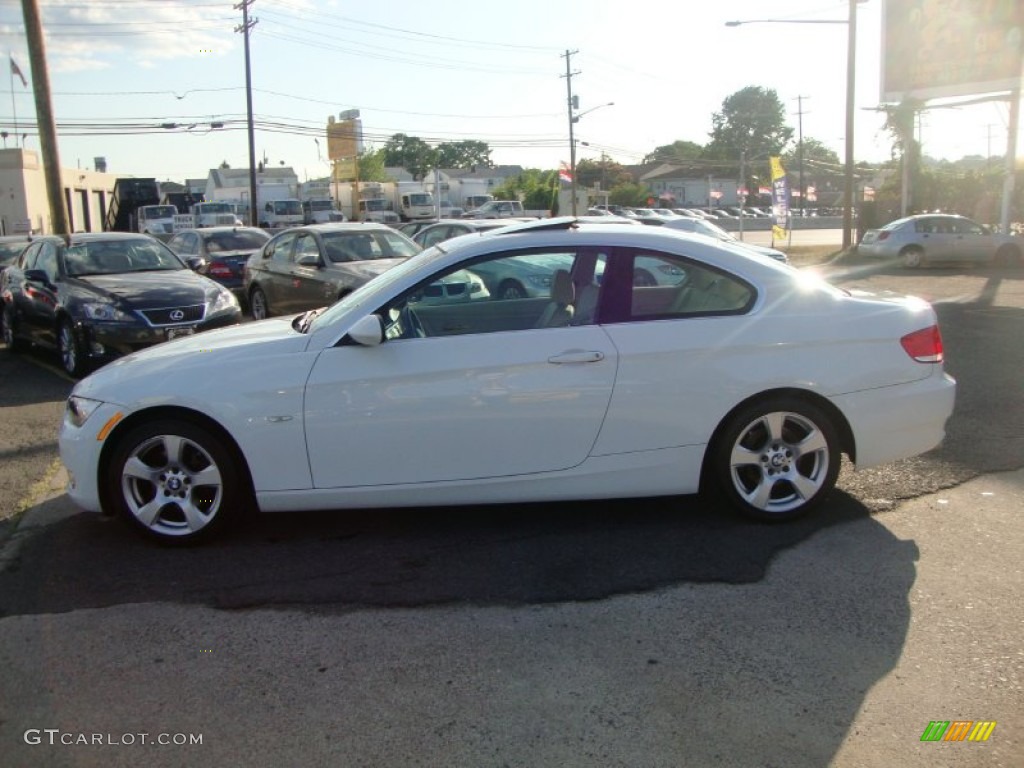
[0,148,118,235]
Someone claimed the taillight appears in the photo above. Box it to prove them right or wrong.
[208,263,233,278]
[877,231,890,241]
[901,325,944,363]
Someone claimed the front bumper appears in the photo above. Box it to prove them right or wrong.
[59,400,127,513]
[76,310,240,361]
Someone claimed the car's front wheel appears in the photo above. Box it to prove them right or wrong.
[58,319,87,378]
[249,286,270,320]
[107,419,243,544]
[711,397,841,521]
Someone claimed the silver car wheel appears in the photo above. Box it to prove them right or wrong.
[902,248,924,269]
[726,410,833,516]
[59,321,83,376]
[120,432,224,538]
[250,287,268,320]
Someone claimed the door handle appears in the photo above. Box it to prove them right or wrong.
[548,350,604,364]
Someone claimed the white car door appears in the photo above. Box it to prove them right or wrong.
[303,249,618,488]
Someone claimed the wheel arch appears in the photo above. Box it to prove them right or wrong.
[699,387,856,490]
[96,405,257,516]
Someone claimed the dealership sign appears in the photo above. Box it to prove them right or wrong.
[882,0,1024,102]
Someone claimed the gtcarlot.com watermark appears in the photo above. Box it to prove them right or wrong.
[24,729,202,747]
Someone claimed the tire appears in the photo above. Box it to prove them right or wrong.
[249,286,270,320]
[58,319,88,378]
[711,397,841,522]
[107,419,243,544]
[901,247,925,269]
[994,244,1021,267]
[497,280,527,300]
[3,303,27,352]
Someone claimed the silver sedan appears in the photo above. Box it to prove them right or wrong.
[858,214,1022,268]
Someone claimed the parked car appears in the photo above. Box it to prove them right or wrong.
[2,232,240,376]
[165,227,270,307]
[462,200,526,219]
[412,219,515,248]
[857,214,1022,267]
[0,234,33,336]
[661,217,789,263]
[58,217,955,543]
[243,223,421,319]
[395,220,439,239]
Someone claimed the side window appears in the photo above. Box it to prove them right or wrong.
[953,219,984,236]
[19,241,42,270]
[268,233,296,264]
[420,227,451,248]
[378,249,591,340]
[36,242,59,281]
[611,250,753,320]
[294,234,321,263]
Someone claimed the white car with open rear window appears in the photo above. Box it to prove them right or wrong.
[59,218,956,544]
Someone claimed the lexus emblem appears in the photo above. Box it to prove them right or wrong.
[169,309,185,322]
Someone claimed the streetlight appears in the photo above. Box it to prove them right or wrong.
[568,101,614,216]
[725,1,860,250]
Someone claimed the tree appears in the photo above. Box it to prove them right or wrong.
[608,182,651,207]
[381,134,438,180]
[782,137,840,170]
[706,86,793,161]
[356,148,389,182]
[643,140,705,165]
[575,157,633,191]
[436,140,491,169]
[491,169,559,210]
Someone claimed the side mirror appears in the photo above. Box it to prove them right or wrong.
[346,314,384,347]
[296,253,322,267]
[24,268,50,285]
[184,256,205,271]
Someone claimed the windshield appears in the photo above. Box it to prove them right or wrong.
[308,245,447,333]
[64,239,185,276]
[143,206,177,219]
[407,194,432,206]
[309,200,333,211]
[321,231,420,262]
[361,199,390,212]
[197,203,233,214]
[203,230,269,252]
[273,200,302,215]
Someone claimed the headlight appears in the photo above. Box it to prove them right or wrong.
[81,303,133,322]
[66,396,103,428]
[210,288,239,313]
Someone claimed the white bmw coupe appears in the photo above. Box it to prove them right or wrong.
[59,219,956,543]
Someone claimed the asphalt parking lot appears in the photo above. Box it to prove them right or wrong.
[0,254,1021,767]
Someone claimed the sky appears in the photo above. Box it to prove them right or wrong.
[0,0,1018,185]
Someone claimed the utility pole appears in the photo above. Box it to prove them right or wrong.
[20,0,69,234]
[794,95,808,218]
[235,0,258,226]
[561,49,579,216]
[841,0,857,250]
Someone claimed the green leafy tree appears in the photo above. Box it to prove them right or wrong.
[436,141,492,169]
[491,169,559,210]
[356,148,389,182]
[707,86,793,161]
[575,157,633,191]
[608,182,651,207]
[381,133,438,180]
[643,140,705,165]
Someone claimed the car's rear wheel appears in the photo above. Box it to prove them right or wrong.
[58,319,87,378]
[711,398,840,522]
[497,280,527,300]
[901,247,925,269]
[994,244,1021,267]
[250,286,270,320]
[108,419,242,544]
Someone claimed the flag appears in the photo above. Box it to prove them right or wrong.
[558,162,572,183]
[10,56,27,87]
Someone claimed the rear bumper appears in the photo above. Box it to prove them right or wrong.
[833,369,956,469]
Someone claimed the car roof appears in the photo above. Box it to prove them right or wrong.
[294,222,398,234]
[175,226,267,235]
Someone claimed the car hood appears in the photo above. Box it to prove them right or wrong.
[70,270,221,308]
[73,316,309,402]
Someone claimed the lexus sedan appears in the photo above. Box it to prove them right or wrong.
[166,226,270,306]
[243,223,420,319]
[3,232,241,377]
[857,213,1022,267]
[59,218,956,544]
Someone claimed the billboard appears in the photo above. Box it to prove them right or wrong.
[882,0,1024,102]
[326,118,362,161]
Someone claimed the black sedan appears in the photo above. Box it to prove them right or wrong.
[1,232,241,377]
[166,226,270,307]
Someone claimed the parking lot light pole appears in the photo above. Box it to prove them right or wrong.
[725,1,861,250]
[569,102,614,216]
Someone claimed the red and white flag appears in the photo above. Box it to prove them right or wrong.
[558,162,572,183]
